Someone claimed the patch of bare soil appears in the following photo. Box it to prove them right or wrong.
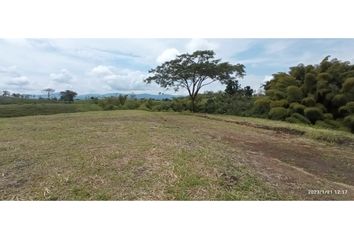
[218,129,354,199]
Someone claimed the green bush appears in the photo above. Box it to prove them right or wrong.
[304,107,324,124]
[286,112,311,125]
[124,99,141,109]
[343,114,354,133]
[315,120,331,129]
[332,94,347,107]
[317,72,331,82]
[323,113,333,120]
[315,103,327,113]
[270,99,288,108]
[338,100,354,117]
[316,80,328,90]
[301,96,316,107]
[345,101,354,113]
[324,119,343,129]
[289,102,306,114]
[287,86,303,103]
[253,97,271,115]
[304,73,317,94]
[268,107,288,120]
[315,119,343,130]
[338,105,350,117]
[266,89,287,100]
[343,77,354,92]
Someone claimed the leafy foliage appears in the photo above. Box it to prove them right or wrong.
[269,107,288,120]
[304,107,324,124]
[60,90,77,102]
[145,50,245,111]
[260,56,354,132]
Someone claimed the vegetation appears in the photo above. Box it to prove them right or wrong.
[258,56,354,132]
[145,50,245,112]
[1,55,354,135]
[60,90,78,102]
[1,110,353,200]
[0,103,101,117]
[1,52,354,200]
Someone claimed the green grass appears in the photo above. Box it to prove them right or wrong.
[0,110,353,200]
[196,113,354,145]
[0,103,102,117]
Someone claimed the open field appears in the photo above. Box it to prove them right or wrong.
[0,110,353,200]
[0,103,102,117]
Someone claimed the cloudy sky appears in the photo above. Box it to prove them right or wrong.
[1,38,354,95]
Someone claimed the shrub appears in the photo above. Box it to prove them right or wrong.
[331,94,347,107]
[337,101,354,117]
[316,80,328,90]
[275,75,298,90]
[266,89,286,100]
[323,113,333,120]
[253,97,271,115]
[304,107,324,124]
[324,119,343,129]
[289,102,306,114]
[301,96,316,107]
[270,99,288,108]
[124,99,141,109]
[315,120,331,129]
[286,112,311,125]
[315,119,342,130]
[287,86,303,103]
[343,114,354,133]
[345,101,354,113]
[343,77,354,92]
[304,73,317,94]
[268,107,288,120]
[315,103,327,113]
[338,105,350,117]
[317,72,331,82]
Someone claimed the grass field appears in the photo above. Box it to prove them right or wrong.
[0,103,102,117]
[0,110,353,200]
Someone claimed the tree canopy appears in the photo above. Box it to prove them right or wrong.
[60,90,77,102]
[145,50,245,111]
[42,88,55,99]
[257,56,354,132]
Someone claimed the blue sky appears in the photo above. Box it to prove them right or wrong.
[1,38,354,95]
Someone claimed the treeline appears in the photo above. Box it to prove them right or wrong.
[2,56,354,133]
[93,81,254,115]
[253,56,354,132]
[0,89,77,104]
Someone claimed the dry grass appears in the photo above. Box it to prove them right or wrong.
[0,110,353,200]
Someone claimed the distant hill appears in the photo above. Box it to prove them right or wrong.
[1,92,182,102]
[75,93,179,100]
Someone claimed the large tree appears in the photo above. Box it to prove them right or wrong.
[60,90,77,102]
[145,50,245,112]
[42,88,55,99]
[2,90,10,97]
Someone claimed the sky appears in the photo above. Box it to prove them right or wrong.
[1,38,354,96]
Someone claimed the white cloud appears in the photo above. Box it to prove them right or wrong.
[1,39,354,95]
[6,76,30,86]
[89,65,150,92]
[156,48,180,63]
[50,69,73,83]
[0,65,21,77]
[89,65,115,78]
[186,38,218,52]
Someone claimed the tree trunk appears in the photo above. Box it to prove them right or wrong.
[191,97,195,112]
